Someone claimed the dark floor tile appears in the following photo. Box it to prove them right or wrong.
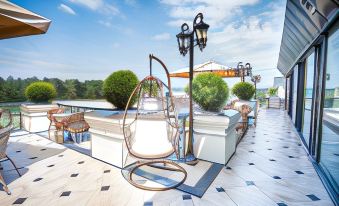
[58,154,64,157]
[47,164,54,167]
[70,173,79,177]
[248,163,255,165]
[268,148,272,150]
[306,194,320,201]
[144,202,153,206]
[273,176,281,179]
[60,191,71,197]
[269,159,276,161]
[13,198,27,204]
[249,150,255,153]
[104,170,111,173]
[16,150,21,153]
[33,178,43,182]
[251,142,255,144]
[283,146,289,148]
[334,153,339,156]
[29,157,38,160]
[226,166,232,170]
[40,148,47,151]
[246,181,255,186]
[182,195,192,200]
[298,143,302,146]
[288,156,294,158]
[277,203,288,206]
[101,186,110,191]
[295,171,304,174]
[78,161,85,164]
[216,187,225,192]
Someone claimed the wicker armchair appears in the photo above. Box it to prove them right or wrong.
[47,108,65,139]
[0,109,21,195]
[63,112,90,144]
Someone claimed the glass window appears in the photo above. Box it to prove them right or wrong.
[292,66,298,124]
[302,52,315,147]
[320,24,339,195]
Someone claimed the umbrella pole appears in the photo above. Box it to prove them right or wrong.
[187,34,195,159]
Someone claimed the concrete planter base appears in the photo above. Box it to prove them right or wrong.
[20,104,58,133]
[85,111,128,168]
[193,110,240,165]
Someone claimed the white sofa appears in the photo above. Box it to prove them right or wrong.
[193,110,241,165]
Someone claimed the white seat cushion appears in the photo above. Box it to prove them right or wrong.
[131,120,174,158]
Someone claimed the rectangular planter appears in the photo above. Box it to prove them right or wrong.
[193,110,240,165]
[20,104,59,132]
[85,111,128,168]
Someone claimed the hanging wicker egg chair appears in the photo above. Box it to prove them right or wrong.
[122,54,187,191]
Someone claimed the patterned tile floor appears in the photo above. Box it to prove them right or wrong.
[0,109,334,206]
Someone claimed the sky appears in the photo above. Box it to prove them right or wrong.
[0,0,286,88]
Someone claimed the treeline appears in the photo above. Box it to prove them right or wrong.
[0,76,104,102]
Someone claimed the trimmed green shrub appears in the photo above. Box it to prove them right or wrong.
[267,87,278,97]
[103,70,139,109]
[25,82,57,103]
[232,82,255,100]
[186,73,229,112]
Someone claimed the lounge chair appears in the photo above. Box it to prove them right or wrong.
[122,55,187,191]
[0,109,21,195]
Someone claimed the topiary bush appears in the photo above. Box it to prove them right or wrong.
[103,70,139,109]
[267,87,278,97]
[25,81,57,103]
[186,73,229,112]
[232,82,255,101]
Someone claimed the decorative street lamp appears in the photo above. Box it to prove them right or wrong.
[251,75,261,99]
[176,13,209,161]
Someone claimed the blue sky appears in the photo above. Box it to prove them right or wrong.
[0,0,286,88]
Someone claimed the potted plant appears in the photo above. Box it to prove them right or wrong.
[231,82,255,101]
[267,87,281,108]
[186,73,240,165]
[103,70,139,110]
[267,87,278,97]
[21,81,59,132]
[86,70,139,167]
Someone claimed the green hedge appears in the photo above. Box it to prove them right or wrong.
[25,82,57,103]
[232,82,255,101]
[103,70,139,109]
[187,73,229,112]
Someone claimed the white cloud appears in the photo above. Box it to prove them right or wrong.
[69,0,119,15]
[161,0,259,29]
[98,20,112,27]
[58,4,76,15]
[125,0,137,6]
[161,0,286,87]
[152,33,171,41]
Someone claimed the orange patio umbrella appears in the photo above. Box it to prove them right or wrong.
[0,0,51,40]
[169,60,238,78]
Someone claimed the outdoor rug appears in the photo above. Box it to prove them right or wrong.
[122,160,223,198]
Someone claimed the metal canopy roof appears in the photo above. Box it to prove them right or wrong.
[277,0,338,76]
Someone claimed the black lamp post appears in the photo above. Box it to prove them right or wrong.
[176,13,209,159]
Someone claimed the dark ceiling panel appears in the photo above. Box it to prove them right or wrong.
[277,0,338,76]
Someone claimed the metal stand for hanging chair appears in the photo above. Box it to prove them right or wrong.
[122,54,187,191]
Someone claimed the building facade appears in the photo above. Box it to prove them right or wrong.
[278,0,338,204]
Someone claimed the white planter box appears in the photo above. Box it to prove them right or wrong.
[193,110,240,165]
[85,111,128,168]
[20,104,58,132]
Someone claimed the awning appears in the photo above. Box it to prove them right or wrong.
[277,0,338,76]
[0,0,51,39]
[169,60,237,78]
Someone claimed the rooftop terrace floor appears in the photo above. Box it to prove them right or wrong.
[0,109,334,206]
